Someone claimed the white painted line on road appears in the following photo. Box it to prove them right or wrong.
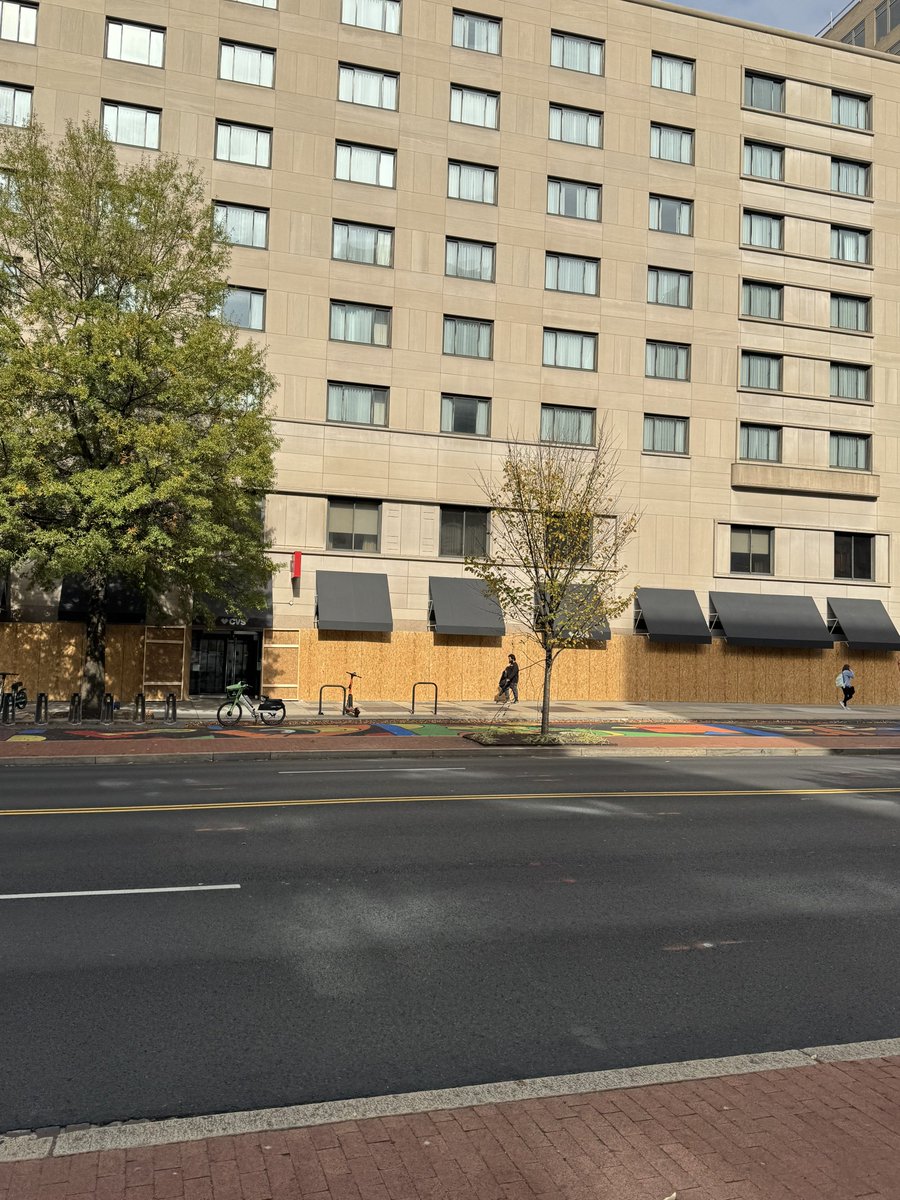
[277,767,467,774]
[0,884,241,901]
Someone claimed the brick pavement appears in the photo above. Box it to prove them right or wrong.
[3,1057,900,1199]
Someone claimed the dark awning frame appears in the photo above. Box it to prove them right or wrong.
[537,584,610,643]
[709,592,833,649]
[828,598,900,651]
[58,575,147,625]
[429,577,505,637]
[316,570,393,633]
[634,587,712,644]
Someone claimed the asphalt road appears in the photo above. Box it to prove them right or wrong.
[2,753,899,1132]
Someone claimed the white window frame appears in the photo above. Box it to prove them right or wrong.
[338,63,399,110]
[651,52,694,94]
[219,41,275,88]
[544,252,599,296]
[215,121,272,167]
[542,329,597,371]
[550,31,604,76]
[650,123,694,165]
[105,20,165,67]
[450,84,499,129]
[213,202,269,249]
[643,414,688,455]
[0,82,31,127]
[445,237,495,281]
[335,141,396,188]
[648,267,691,308]
[222,287,265,331]
[451,10,500,54]
[341,0,400,33]
[329,301,392,346]
[327,382,389,427]
[649,194,693,236]
[0,1,36,44]
[101,101,161,150]
[547,177,600,221]
[549,104,602,148]
[442,315,493,359]
[332,220,394,267]
[448,160,497,204]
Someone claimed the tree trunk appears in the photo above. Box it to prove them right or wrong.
[540,646,554,736]
[81,577,108,717]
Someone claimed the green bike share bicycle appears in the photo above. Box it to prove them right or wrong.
[216,679,286,726]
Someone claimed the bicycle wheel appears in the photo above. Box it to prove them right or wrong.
[260,707,285,725]
[217,701,242,726]
[14,689,27,710]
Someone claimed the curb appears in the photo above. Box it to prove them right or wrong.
[3,1037,899,1161]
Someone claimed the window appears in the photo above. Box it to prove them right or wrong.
[835,532,873,580]
[650,124,694,164]
[439,507,488,557]
[339,64,398,109]
[742,281,783,320]
[0,82,31,126]
[106,20,164,67]
[551,31,603,75]
[739,423,781,462]
[651,52,694,93]
[448,160,496,204]
[222,287,265,330]
[330,302,391,346]
[540,404,594,444]
[441,393,490,436]
[831,226,870,263]
[831,158,870,197]
[549,104,602,148]
[831,294,870,332]
[649,195,693,235]
[830,432,871,470]
[327,500,380,553]
[830,362,870,401]
[742,210,783,249]
[332,221,393,266]
[876,0,900,39]
[452,10,500,53]
[730,526,772,575]
[214,203,269,248]
[643,414,688,454]
[101,102,160,149]
[236,0,276,7]
[744,72,784,112]
[743,141,784,181]
[832,91,870,130]
[645,341,690,381]
[335,142,395,187]
[841,20,865,45]
[450,85,499,129]
[341,0,400,33]
[740,352,782,390]
[0,2,36,43]
[648,267,691,308]
[216,122,272,167]
[547,177,600,220]
[445,238,494,281]
[219,42,275,87]
[442,316,493,358]
[545,252,599,295]
[542,330,596,371]
[327,382,388,426]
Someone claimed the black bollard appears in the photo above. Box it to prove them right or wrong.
[35,693,48,725]
[0,693,13,726]
[101,692,114,724]
[68,693,82,725]
[164,692,177,724]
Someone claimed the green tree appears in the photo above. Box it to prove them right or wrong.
[465,434,638,734]
[0,120,277,712]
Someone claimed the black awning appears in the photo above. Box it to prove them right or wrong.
[709,592,833,649]
[429,577,505,636]
[196,580,273,630]
[58,576,147,624]
[546,584,610,643]
[828,598,900,651]
[316,570,393,632]
[635,587,711,644]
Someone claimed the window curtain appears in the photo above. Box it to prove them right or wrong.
[0,84,30,126]
[646,342,688,380]
[651,125,693,163]
[223,290,263,330]
[334,223,392,265]
[651,197,692,234]
[216,205,267,248]
[742,281,782,319]
[551,34,602,74]
[831,227,868,263]
[332,304,389,345]
[444,319,491,357]
[226,45,273,87]
[830,433,869,470]
[449,162,494,203]
[547,255,597,294]
[452,12,498,52]
[549,179,599,219]
[830,364,869,400]
[441,395,489,435]
[550,106,601,147]
[644,416,686,454]
[541,406,592,444]
[742,212,782,248]
[652,55,693,92]
[447,240,492,280]
[832,160,869,196]
[451,87,498,127]
[832,93,869,129]
[831,295,869,331]
[744,143,783,180]
[740,425,779,461]
[741,354,781,389]
[343,0,400,32]
[340,66,396,108]
[543,331,595,370]
[745,75,784,112]
[327,385,386,425]
[649,269,690,306]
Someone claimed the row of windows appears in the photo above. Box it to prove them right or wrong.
[730,527,873,581]
[643,416,871,472]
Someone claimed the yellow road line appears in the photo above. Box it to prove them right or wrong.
[1,785,898,817]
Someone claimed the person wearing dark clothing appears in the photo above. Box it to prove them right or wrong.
[498,654,519,703]
[838,663,855,708]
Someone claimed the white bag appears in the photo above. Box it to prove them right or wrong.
[835,673,844,688]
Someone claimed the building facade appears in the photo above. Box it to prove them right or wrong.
[4,0,900,705]
[821,0,900,54]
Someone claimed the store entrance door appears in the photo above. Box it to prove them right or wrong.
[190,630,261,696]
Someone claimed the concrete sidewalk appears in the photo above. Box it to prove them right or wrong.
[3,1050,899,1197]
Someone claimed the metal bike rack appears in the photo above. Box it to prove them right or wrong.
[164,692,178,724]
[35,693,48,725]
[101,692,115,724]
[133,692,146,724]
[411,681,438,715]
[318,684,346,715]
[0,692,13,726]
[68,693,82,725]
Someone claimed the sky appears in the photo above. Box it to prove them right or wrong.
[672,0,839,36]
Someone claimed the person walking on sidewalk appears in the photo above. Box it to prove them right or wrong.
[497,654,519,703]
[837,663,856,708]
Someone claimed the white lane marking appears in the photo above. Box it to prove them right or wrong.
[277,767,467,775]
[0,884,241,901]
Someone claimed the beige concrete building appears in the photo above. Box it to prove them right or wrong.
[4,0,900,705]
[821,0,900,54]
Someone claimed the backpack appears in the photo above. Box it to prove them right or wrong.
[835,673,844,688]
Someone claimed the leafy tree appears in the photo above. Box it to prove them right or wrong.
[0,120,277,712]
[465,433,638,734]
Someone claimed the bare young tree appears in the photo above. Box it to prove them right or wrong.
[465,430,638,735]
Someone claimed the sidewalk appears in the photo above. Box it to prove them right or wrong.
[3,1050,899,1198]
